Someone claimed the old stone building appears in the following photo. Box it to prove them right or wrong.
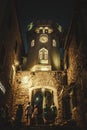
[64,0,87,129]
[12,21,67,123]
[0,0,23,116]
[0,0,87,129]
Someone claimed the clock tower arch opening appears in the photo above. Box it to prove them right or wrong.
[29,86,58,123]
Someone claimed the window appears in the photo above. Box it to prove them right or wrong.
[39,48,48,64]
[35,26,53,34]
[31,39,35,47]
[52,39,56,47]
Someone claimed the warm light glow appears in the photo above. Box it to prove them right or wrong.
[14,60,19,66]
[29,85,58,109]
[36,97,39,101]
[10,65,16,84]
[52,39,56,47]
[52,52,60,69]
[35,26,53,33]
[31,65,51,71]
[21,76,29,84]
[0,81,6,94]
[41,88,45,93]
[39,34,48,43]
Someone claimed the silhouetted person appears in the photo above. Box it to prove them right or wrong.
[0,105,6,126]
[25,102,33,126]
[0,104,10,127]
[32,105,38,126]
[15,104,23,126]
[50,102,57,123]
[43,104,50,124]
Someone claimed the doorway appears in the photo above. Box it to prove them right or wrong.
[31,88,54,122]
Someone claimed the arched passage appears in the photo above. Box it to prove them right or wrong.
[29,86,58,123]
[29,85,58,109]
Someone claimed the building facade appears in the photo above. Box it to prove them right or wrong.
[0,0,87,129]
[12,21,67,123]
[0,0,23,117]
[64,1,87,129]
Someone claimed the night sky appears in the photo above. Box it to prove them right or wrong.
[17,0,76,53]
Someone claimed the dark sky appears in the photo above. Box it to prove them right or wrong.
[17,0,76,53]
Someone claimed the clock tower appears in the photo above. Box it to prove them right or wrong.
[26,20,63,71]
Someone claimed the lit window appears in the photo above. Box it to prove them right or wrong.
[45,29,48,33]
[44,51,48,59]
[52,39,56,47]
[35,26,53,34]
[39,52,43,59]
[39,48,48,64]
[31,40,35,47]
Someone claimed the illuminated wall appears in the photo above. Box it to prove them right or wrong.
[13,70,66,123]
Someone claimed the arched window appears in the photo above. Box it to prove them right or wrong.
[31,39,35,47]
[39,48,48,64]
[52,39,56,47]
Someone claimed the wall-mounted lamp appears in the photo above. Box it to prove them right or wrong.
[14,59,19,66]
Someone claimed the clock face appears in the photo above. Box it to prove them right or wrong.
[39,34,48,43]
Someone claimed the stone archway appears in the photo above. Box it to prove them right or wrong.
[14,71,60,123]
[31,87,55,105]
[29,85,58,110]
[29,86,58,124]
[28,71,59,109]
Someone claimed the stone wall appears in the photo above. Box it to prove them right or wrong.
[0,0,23,120]
[64,7,87,129]
[12,70,66,123]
